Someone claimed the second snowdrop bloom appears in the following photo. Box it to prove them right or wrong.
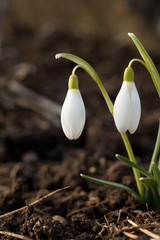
[113,67,141,134]
[61,74,86,140]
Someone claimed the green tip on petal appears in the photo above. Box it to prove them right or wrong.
[123,67,134,82]
[68,74,79,89]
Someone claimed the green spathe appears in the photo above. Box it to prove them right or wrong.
[68,74,79,89]
[124,67,134,82]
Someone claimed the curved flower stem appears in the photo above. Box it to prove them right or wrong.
[128,58,148,70]
[128,58,160,175]
[72,65,81,75]
[128,33,160,97]
[148,120,160,173]
[55,53,144,198]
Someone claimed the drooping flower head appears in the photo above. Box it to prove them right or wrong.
[61,73,86,140]
[113,67,141,134]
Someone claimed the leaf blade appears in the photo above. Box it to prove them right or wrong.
[152,163,160,196]
[55,53,99,82]
[116,154,153,178]
[80,173,140,201]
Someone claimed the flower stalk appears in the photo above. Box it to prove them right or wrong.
[56,33,160,207]
[56,52,144,199]
[128,33,160,97]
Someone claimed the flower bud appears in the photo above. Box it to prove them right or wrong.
[61,74,86,140]
[113,67,141,134]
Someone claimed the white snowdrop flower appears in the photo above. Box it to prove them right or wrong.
[61,74,86,140]
[113,67,141,134]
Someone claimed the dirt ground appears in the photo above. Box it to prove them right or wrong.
[0,28,160,240]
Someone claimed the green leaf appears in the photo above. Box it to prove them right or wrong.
[139,177,156,189]
[116,154,153,178]
[128,33,160,97]
[152,163,160,196]
[158,156,160,170]
[139,177,160,208]
[55,53,99,82]
[80,173,140,201]
[149,120,160,172]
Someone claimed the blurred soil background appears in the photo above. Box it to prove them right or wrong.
[0,0,160,239]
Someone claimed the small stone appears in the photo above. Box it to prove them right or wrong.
[89,166,96,174]
[22,151,39,163]
[52,215,67,226]
[79,190,87,197]
[42,225,48,234]
[99,157,106,167]
[88,196,100,206]
[33,220,41,230]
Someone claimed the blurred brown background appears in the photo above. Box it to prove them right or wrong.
[0,1,160,239]
[0,0,159,139]
[6,0,160,53]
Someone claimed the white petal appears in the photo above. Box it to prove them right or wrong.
[55,54,60,59]
[128,83,141,134]
[113,82,130,133]
[61,89,85,140]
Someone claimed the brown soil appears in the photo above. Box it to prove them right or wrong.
[0,29,160,239]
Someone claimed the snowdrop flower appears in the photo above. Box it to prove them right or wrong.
[113,67,141,134]
[61,74,86,140]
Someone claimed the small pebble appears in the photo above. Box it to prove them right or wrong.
[42,225,49,234]
[89,166,96,174]
[88,196,100,206]
[52,215,67,226]
[22,151,39,163]
[99,157,106,167]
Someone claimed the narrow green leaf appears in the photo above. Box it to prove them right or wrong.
[128,33,160,97]
[152,163,160,196]
[140,177,160,208]
[55,53,99,83]
[116,154,153,178]
[139,177,157,189]
[80,173,140,201]
[149,120,160,172]
[158,156,160,170]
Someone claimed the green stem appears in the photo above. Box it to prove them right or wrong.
[121,133,144,199]
[91,72,113,114]
[149,120,160,173]
[55,53,144,198]
[128,33,160,97]
[94,80,143,198]
[77,65,143,198]
[128,58,148,70]
[72,65,81,75]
